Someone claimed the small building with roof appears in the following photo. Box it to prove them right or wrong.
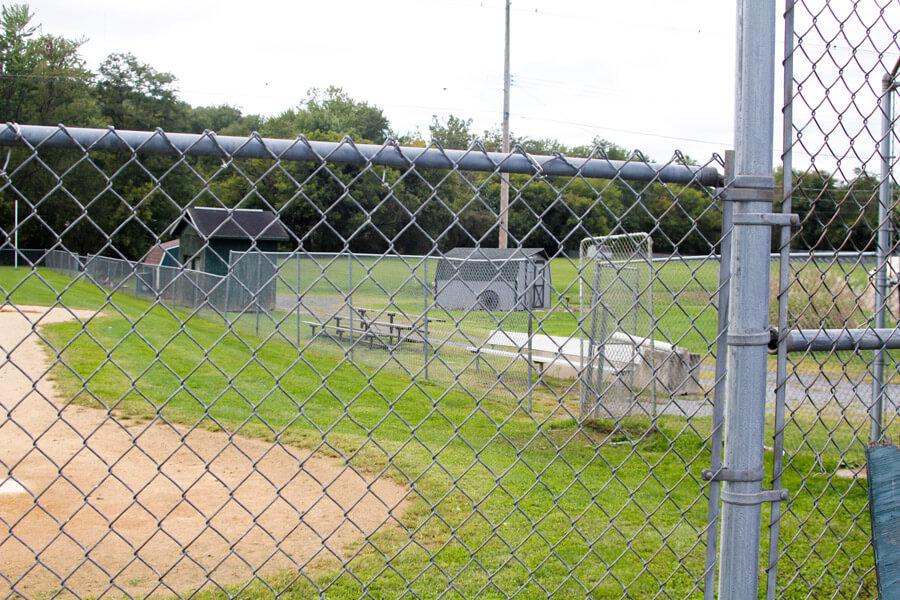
[138,239,181,296]
[172,207,290,277]
[434,247,551,311]
[170,207,291,311]
[144,239,181,268]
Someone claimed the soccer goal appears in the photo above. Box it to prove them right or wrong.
[579,233,656,420]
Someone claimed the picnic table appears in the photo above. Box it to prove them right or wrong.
[304,306,445,348]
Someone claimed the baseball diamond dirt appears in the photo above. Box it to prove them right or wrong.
[0,305,408,598]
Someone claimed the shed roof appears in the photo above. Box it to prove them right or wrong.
[144,240,180,266]
[174,207,290,241]
[442,247,547,261]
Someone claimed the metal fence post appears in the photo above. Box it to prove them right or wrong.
[648,236,657,419]
[255,255,261,336]
[702,152,735,600]
[13,192,17,269]
[766,2,796,596]
[295,254,303,348]
[423,255,429,380]
[872,72,894,443]
[718,2,777,600]
[527,265,534,413]
[348,250,354,359]
[224,251,232,326]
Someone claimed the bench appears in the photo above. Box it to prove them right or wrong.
[465,345,556,373]
[304,320,406,348]
[468,329,703,395]
[467,329,640,377]
[351,306,447,345]
[487,330,639,367]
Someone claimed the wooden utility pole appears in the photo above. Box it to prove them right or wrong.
[499,0,511,248]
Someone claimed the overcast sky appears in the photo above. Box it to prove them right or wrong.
[18,1,900,174]
[20,0,739,163]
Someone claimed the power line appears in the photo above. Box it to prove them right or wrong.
[515,114,728,147]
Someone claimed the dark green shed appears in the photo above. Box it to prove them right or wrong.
[172,207,290,311]
[173,207,290,277]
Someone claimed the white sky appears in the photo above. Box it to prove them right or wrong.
[19,0,900,175]
[22,0,736,163]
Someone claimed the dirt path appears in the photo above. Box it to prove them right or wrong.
[0,305,407,599]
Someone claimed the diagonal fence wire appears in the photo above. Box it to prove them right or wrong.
[0,68,887,600]
[769,1,900,598]
[0,123,736,599]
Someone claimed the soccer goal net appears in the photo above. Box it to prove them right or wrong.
[579,233,656,420]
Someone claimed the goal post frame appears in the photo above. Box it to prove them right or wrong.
[578,233,657,420]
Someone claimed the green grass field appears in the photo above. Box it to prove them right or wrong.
[270,254,723,359]
[0,266,877,599]
[271,253,892,386]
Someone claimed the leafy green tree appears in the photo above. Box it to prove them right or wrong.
[0,3,96,124]
[840,169,881,251]
[788,170,842,250]
[286,86,390,143]
[429,114,475,149]
[0,4,740,258]
[97,52,187,130]
[187,104,261,135]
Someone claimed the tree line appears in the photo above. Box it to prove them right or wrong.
[0,3,884,261]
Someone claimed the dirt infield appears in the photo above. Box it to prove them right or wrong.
[0,305,408,598]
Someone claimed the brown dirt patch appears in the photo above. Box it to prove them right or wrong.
[0,305,408,598]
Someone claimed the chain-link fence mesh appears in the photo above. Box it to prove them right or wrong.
[771,1,900,598]
[2,3,897,594]
[0,123,732,599]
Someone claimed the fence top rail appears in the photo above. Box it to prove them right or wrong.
[0,124,723,187]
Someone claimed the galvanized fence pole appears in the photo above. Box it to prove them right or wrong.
[423,256,429,380]
[302,255,303,348]
[648,236,657,419]
[13,192,17,269]
[766,1,796,596]
[702,152,735,600]
[224,251,232,326]
[0,124,721,185]
[718,2,778,600]
[527,266,534,413]
[872,72,894,442]
[255,256,261,335]
[348,250,354,359]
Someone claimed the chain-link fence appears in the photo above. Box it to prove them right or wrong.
[766,1,900,599]
[1,2,897,598]
[0,121,731,599]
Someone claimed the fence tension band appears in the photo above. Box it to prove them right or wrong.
[721,489,790,506]
[723,175,775,203]
[702,466,765,482]
[731,174,775,189]
[728,329,775,346]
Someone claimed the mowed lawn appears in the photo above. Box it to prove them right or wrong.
[274,253,893,384]
[276,254,724,358]
[0,267,875,599]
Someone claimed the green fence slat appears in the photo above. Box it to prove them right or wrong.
[867,445,900,599]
